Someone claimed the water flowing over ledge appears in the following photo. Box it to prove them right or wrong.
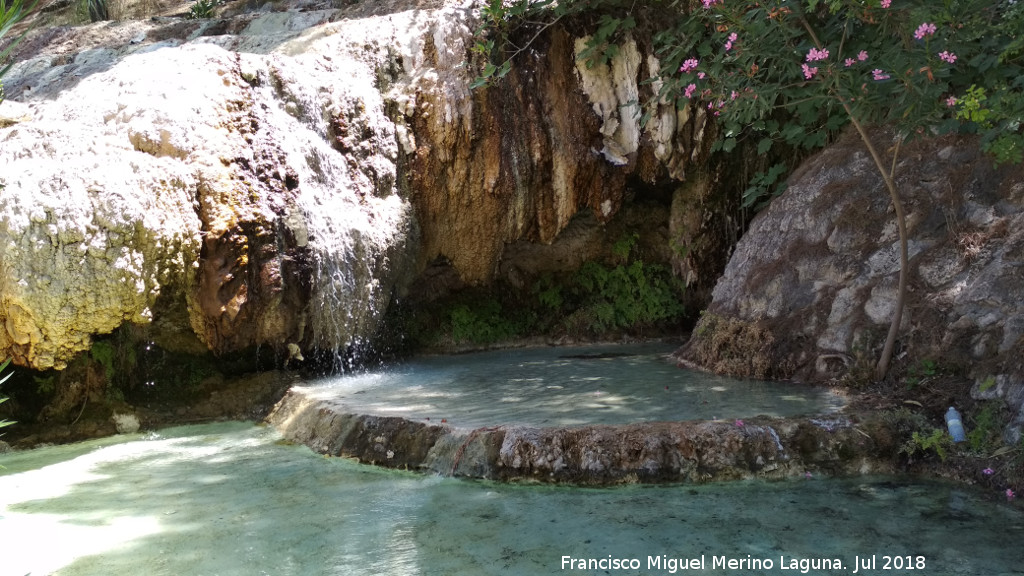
[267,386,890,485]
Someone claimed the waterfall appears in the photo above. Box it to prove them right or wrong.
[238,44,416,364]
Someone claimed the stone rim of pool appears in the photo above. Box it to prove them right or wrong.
[267,344,886,485]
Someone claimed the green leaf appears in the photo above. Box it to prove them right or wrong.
[496,60,512,79]
[757,137,773,155]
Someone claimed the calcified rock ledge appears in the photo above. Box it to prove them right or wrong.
[267,386,895,484]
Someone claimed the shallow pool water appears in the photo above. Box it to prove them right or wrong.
[302,344,844,428]
[2,422,1022,576]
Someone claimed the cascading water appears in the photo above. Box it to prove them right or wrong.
[245,46,417,366]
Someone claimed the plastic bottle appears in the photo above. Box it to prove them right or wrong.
[945,407,967,443]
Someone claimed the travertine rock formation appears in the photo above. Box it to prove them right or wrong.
[268,385,894,484]
[0,1,719,370]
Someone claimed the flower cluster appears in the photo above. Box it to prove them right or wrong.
[806,47,829,62]
[880,0,891,7]
[872,68,891,80]
[915,22,937,40]
[802,48,827,78]
[680,58,699,73]
[939,51,957,64]
[724,32,738,51]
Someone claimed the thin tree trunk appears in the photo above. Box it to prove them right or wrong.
[802,15,909,381]
[841,110,909,380]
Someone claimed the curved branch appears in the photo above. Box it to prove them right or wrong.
[805,15,909,380]
[841,104,909,380]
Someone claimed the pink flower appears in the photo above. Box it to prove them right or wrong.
[880,0,891,7]
[845,58,855,67]
[857,50,869,62]
[802,63,818,79]
[730,90,738,100]
[946,96,958,107]
[805,472,813,478]
[724,32,738,51]
[939,51,957,64]
[735,419,744,427]
[701,0,720,7]
[1007,488,1016,500]
[872,69,890,80]
[697,72,706,79]
[683,83,697,99]
[680,58,699,73]
[806,47,830,62]
[983,467,995,475]
[914,22,937,40]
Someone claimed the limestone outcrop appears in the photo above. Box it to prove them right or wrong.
[677,131,1024,440]
[1,7,424,369]
[1,0,724,370]
[402,25,713,284]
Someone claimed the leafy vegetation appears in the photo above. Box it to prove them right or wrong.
[472,0,1024,380]
[79,0,107,22]
[904,359,939,389]
[404,235,686,347]
[188,0,221,20]
[967,401,1006,454]
[0,0,38,85]
[565,259,684,335]
[448,300,521,345]
[901,427,953,462]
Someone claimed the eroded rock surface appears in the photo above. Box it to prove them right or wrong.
[1,8,428,368]
[1,0,726,371]
[268,386,893,484]
[678,131,1024,439]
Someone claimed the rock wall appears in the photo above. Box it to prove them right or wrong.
[1,0,728,371]
[403,26,712,284]
[677,131,1024,440]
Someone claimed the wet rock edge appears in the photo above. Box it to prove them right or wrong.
[267,386,898,485]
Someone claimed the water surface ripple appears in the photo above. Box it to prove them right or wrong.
[304,344,844,428]
[2,423,1022,575]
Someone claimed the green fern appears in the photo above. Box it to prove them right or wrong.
[901,428,952,462]
[188,0,221,19]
